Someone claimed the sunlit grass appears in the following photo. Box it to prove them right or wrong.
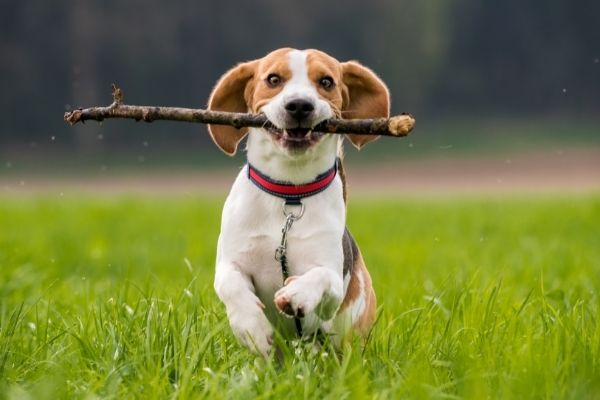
[0,194,599,399]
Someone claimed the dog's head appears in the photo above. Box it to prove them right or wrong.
[207,48,390,156]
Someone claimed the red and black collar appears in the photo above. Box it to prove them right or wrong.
[247,160,338,204]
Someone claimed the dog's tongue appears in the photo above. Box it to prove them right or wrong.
[285,128,311,138]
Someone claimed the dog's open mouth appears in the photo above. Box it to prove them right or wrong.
[283,127,312,141]
[267,127,324,149]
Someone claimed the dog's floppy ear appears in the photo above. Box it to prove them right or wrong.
[341,61,390,150]
[207,60,258,155]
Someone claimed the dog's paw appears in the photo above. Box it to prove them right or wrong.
[229,308,273,357]
[274,276,321,318]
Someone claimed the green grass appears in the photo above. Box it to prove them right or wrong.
[0,194,599,399]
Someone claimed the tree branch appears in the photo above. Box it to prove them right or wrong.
[64,85,415,137]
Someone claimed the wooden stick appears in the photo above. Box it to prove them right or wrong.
[64,85,415,137]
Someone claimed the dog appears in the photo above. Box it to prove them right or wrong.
[208,48,390,356]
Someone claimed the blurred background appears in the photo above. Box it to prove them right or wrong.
[1,0,598,194]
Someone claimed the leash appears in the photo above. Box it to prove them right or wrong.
[274,201,305,336]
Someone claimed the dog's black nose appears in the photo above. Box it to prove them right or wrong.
[284,98,315,121]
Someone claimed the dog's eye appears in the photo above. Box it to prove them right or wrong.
[319,76,335,90]
[266,74,282,87]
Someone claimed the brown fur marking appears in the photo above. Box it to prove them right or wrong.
[354,261,376,335]
[339,234,377,335]
[338,158,348,204]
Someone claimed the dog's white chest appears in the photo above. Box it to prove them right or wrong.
[216,167,345,328]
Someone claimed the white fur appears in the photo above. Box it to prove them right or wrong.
[214,167,346,354]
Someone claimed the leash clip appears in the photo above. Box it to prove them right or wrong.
[274,201,304,262]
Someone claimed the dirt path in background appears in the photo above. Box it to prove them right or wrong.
[344,148,600,195]
[2,148,598,196]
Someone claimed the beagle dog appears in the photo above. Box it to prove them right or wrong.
[208,48,390,356]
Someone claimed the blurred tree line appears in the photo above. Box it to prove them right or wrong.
[1,0,598,151]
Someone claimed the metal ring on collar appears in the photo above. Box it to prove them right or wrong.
[282,201,305,220]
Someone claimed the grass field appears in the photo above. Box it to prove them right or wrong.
[0,194,599,399]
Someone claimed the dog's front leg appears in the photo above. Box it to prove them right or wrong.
[214,262,273,356]
[274,267,343,321]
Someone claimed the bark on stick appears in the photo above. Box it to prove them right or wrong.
[64,85,415,137]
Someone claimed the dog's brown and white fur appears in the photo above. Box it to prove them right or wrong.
[208,48,391,356]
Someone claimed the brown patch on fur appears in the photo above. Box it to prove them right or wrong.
[338,157,348,204]
[339,264,361,312]
[247,48,294,112]
[207,48,294,155]
[354,262,377,335]
[340,61,390,150]
[305,50,345,116]
[338,237,377,336]
[207,60,259,155]
[304,51,390,152]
